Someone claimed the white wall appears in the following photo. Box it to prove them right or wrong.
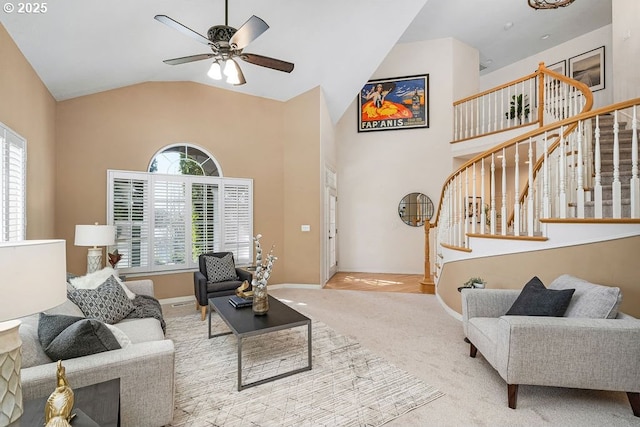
[335,38,478,274]
[480,25,613,109]
[612,0,640,102]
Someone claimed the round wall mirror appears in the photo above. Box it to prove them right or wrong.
[398,193,434,227]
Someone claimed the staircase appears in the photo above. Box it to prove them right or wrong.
[581,114,640,218]
[426,64,640,312]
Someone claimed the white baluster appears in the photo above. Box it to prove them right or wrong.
[576,121,585,218]
[528,137,535,236]
[613,110,622,218]
[464,168,470,246]
[594,115,603,218]
[465,102,469,140]
[559,130,567,218]
[513,142,520,236]
[472,163,477,234]
[480,159,486,234]
[631,106,639,218]
[490,154,496,235]
[501,148,507,235]
[493,92,498,133]
[454,105,458,141]
[543,133,550,218]
[458,174,464,247]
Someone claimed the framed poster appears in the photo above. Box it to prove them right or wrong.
[569,46,605,92]
[547,60,566,76]
[358,74,429,132]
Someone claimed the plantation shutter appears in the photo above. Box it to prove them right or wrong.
[222,180,253,265]
[0,124,26,242]
[153,178,187,269]
[108,170,252,273]
[109,172,150,272]
[191,182,219,261]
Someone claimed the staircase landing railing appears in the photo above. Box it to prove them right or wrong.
[429,64,640,280]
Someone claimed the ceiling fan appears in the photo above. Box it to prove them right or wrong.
[154,0,294,86]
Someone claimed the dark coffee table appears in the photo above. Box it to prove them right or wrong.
[208,295,312,391]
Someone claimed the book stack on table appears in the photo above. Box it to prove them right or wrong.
[229,295,253,308]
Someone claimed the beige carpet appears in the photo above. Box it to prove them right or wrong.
[163,288,638,426]
[164,305,442,426]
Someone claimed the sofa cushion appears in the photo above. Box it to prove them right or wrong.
[105,324,132,348]
[68,276,135,324]
[116,318,166,343]
[205,253,238,282]
[45,298,86,318]
[38,313,121,361]
[506,276,575,317]
[69,267,136,299]
[549,274,622,319]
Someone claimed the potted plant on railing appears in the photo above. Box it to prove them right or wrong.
[505,94,530,124]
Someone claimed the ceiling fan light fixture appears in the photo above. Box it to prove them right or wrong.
[207,61,222,80]
[528,0,575,10]
[223,58,238,78]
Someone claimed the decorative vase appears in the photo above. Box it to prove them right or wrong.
[252,284,269,315]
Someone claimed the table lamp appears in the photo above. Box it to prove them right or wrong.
[0,239,67,426]
[74,223,116,274]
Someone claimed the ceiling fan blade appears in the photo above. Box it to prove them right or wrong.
[154,14,211,45]
[240,53,294,73]
[229,15,269,50]
[163,53,215,65]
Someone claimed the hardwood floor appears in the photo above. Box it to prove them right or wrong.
[324,272,432,294]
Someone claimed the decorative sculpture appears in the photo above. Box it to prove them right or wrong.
[251,234,277,315]
[44,361,75,427]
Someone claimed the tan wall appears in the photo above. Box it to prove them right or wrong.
[0,24,57,239]
[282,88,321,283]
[54,81,319,299]
[438,235,640,317]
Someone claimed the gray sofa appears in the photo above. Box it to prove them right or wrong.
[19,279,175,427]
[461,274,640,416]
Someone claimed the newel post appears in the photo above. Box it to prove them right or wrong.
[420,221,435,294]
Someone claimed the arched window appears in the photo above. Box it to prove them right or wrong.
[107,144,253,274]
[148,144,222,176]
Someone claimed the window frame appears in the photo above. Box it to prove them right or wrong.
[0,122,26,242]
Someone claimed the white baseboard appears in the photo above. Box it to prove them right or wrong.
[158,284,322,306]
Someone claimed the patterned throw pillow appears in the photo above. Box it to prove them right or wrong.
[205,253,239,282]
[68,276,135,324]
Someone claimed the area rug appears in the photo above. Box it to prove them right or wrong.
[165,310,444,426]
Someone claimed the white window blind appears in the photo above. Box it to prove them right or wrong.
[107,170,252,273]
[0,123,26,242]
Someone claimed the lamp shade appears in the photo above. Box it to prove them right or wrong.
[74,224,116,247]
[0,239,68,322]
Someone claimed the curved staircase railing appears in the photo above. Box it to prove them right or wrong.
[425,63,640,283]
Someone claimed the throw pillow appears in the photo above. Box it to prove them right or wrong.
[69,267,136,299]
[38,313,121,361]
[205,253,239,282]
[505,276,575,317]
[105,324,132,349]
[68,276,135,324]
[548,274,622,319]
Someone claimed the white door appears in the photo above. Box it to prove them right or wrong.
[328,190,338,278]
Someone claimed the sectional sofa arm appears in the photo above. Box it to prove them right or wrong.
[494,316,640,391]
[21,340,175,427]
[124,279,155,297]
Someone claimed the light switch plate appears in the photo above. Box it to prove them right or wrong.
[301,225,311,232]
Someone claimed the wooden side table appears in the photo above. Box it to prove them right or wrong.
[10,378,120,427]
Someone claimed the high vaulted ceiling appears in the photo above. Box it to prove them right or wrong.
[2,0,611,123]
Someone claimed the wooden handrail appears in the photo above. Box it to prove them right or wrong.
[431,63,606,227]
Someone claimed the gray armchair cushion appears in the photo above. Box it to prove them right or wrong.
[38,313,121,361]
[204,253,239,282]
[549,274,622,319]
[505,276,575,317]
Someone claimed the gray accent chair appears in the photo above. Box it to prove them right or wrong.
[194,251,253,320]
[461,283,640,416]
